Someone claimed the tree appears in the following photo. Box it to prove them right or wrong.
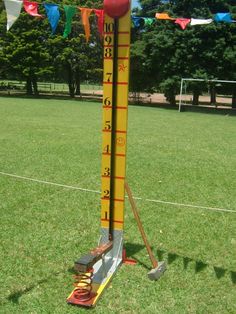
[0,0,103,96]
[131,0,236,106]
[0,10,54,95]
[46,8,103,97]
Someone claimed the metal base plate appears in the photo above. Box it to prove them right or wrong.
[67,229,123,307]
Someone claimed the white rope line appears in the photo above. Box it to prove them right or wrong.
[145,198,236,214]
[0,171,235,214]
[0,171,100,194]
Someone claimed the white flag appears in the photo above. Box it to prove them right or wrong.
[4,0,23,31]
[190,18,213,26]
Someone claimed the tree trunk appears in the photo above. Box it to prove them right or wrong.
[232,89,236,109]
[68,83,75,98]
[165,92,176,106]
[26,77,33,95]
[209,84,216,106]
[75,71,81,95]
[32,76,39,96]
[67,63,75,98]
[192,91,199,106]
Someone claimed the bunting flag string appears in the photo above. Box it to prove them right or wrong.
[2,0,105,40]
[134,11,235,30]
[2,0,236,38]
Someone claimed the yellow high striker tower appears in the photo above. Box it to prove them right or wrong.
[67,0,131,308]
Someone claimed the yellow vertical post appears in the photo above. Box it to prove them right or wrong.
[67,3,131,308]
[101,8,131,234]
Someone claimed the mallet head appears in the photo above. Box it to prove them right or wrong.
[148,261,166,281]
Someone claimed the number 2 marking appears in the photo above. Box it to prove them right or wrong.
[103,189,110,198]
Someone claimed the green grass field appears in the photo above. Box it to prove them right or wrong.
[0,97,235,314]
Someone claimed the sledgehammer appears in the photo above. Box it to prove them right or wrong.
[125,182,166,280]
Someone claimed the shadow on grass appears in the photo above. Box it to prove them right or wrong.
[7,271,63,304]
[125,242,236,284]
[157,248,235,284]
[7,278,49,304]
[7,245,236,304]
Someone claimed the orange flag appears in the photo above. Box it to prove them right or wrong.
[79,7,93,42]
[155,12,175,20]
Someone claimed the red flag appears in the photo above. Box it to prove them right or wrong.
[175,18,190,30]
[94,9,104,36]
[23,0,42,18]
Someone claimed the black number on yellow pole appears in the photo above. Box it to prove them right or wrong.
[103,190,110,198]
[103,167,110,176]
[104,145,110,153]
[105,36,112,45]
[104,97,111,106]
[104,23,114,33]
[105,48,112,58]
[106,72,112,82]
[104,121,111,130]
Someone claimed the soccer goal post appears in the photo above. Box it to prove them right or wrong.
[178,78,236,112]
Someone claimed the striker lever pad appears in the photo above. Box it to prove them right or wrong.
[75,242,113,272]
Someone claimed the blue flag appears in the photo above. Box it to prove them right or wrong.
[44,3,60,34]
[214,13,233,23]
[131,16,144,28]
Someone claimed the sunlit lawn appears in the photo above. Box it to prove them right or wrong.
[0,97,235,313]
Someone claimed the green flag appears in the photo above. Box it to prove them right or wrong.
[143,18,155,26]
[63,5,76,38]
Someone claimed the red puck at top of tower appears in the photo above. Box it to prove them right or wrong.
[104,0,130,18]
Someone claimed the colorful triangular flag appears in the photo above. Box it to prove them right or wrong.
[63,5,76,38]
[190,18,213,26]
[79,8,93,42]
[214,13,233,23]
[94,9,104,36]
[44,3,60,34]
[23,1,42,18]
[155,12,175,20]
[4,0,23,31]
[175,18,191,30]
